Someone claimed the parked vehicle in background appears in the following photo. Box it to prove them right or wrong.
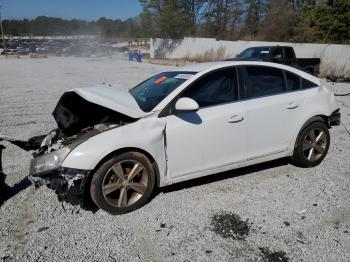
[227,46,321,76]
[24,61,339,215]
[0,39,128,57]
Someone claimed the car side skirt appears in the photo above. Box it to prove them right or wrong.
[159,150,289,187]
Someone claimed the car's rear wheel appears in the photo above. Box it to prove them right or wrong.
[291,121,330,167]
[90,152,155,215]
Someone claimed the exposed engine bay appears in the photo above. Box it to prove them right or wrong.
[0,89,138,208]
[53,91,136,137]
[34,122,121,157]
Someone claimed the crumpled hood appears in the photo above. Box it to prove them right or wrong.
[72,84,146,118]
[52,84,145,136]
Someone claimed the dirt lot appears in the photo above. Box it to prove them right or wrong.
[0,56,349,261]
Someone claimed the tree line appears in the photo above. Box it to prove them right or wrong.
[2,0,349,43]
[2,17,139,38]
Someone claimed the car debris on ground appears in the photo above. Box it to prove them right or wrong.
[1,39,129,57]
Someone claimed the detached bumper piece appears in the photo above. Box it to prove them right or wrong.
[329,109,341,126]
[0,145,6,186]
[0,134,46,151]
[30,168,91,206]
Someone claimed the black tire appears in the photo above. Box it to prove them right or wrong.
[291,121,330,167]
[90,152,155,215]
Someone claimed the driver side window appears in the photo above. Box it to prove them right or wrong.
[272,48,283,59]
[181,68,238,108]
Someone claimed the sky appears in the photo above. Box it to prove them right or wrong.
[0,0,143,21]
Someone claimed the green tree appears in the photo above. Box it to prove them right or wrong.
[258,0,296,41]
[139,0,200,38]
[241,0,267,37]
[295,0,350,43]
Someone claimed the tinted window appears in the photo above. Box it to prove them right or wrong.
[130,71,196,112]
[242,66,285,98]
[272,48,283,59]
[181,68,237,107]
[285,71,300,91]
[237,47,271,59]
[302,78,318,89]
[285,48,294,60]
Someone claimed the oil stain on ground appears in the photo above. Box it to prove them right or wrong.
[210,211,250,240]
[259,247,289,262]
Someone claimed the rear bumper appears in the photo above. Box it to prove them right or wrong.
[329,109,341,126]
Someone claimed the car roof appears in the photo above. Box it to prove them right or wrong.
[170,61,320,84]
[171,61,230,72]
[153,61,321,112]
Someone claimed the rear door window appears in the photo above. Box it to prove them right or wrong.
[181,68,237,108]
[241,66,285,99]
[285,71,301,91]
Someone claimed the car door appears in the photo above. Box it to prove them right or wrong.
[164,68,247,179]
[238,65,304,160]
[283,47,296,67]
[271,47,283,62]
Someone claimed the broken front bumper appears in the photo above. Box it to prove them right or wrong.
[329,109,341,126]
[30,167,91,206]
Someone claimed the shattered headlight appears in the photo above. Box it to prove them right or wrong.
[30,147,71,176]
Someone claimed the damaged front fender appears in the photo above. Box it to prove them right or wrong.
[61,116,168,186]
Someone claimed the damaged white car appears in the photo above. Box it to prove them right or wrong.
[12,61,340,214]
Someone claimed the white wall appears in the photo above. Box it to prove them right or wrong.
[5,35,97,40]
[150,37,350,68]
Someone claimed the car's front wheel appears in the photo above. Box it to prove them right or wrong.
[291,121,330,167]
[90,152,155,215]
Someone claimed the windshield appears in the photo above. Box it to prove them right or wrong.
[129,71,196,112]
[237,47,271,59]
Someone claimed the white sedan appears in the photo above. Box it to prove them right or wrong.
[29,61,340,214]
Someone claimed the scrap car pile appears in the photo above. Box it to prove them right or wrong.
[0,39,128,57]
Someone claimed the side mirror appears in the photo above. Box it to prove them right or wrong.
[175,97,199,113]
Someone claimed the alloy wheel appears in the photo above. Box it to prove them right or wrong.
[302,127,328,161]
[102,160,148,208]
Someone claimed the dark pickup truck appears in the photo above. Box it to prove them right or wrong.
[226,46,320,76]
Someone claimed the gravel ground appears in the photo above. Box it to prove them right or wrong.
[0,56,349,262]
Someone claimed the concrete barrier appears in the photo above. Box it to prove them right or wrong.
[4,35,97,40]
[150,37,350,74]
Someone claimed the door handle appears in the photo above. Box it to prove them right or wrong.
[286,102,299,109]
[228,115,244,123]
